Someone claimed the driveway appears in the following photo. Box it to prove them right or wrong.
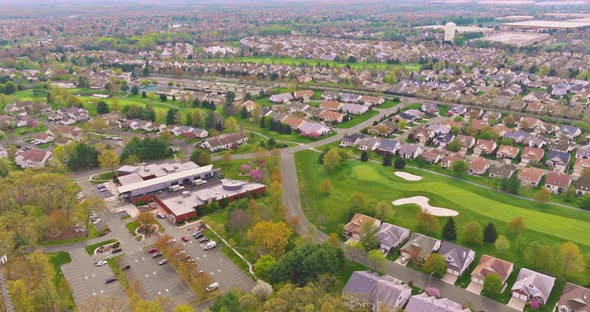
[61,249,126,307]
[466,281,483,294]
[441,273,459,284]
[507,297,527,311]
[394,257,408,266]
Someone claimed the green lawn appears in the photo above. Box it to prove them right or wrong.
[125,221,139,236]
[379,100,400,109]
[85,239,118,255]
[47,251,75,310]
[401,102,423,112]
[335,110,379,129]
[295,150,590,284]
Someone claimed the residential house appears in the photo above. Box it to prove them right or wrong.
[471,255,514,286]
[401,109,425,121]
[370,120,399,137]
[32,133,54,145]
[521,146,545,165]
[343,213,381,241]
[46,125,83,142]
[319,110,344,123]
[518,116,543,130]
[414,128,434,144]
[489,164,517,179]
[342,103,368,115]
[321,91,338,100]
[241,100,260,112]
[405,293,469,312]
[456,135,476,150]
[493,124,512,137]
[293,90,314,101]
[439,241,475,277]
[319,100,343,111]
[360,95,384,106]
[546,150,571,172]
[377,223,410,253]
[470,119,489,132]
[448,105,467,116]
[341,133,366,147]
[511,268,555,305]
[474,139,497,155]
[341,93,363,103]
[342,271,412,311]
[0,145,7,159]
[377,139,400,154]
[420,103,438,115]
[556,283,590,312]
[14,149,52,168]
[282,116,306,129]
[358,137,381,151]
[518,167,545,187]
[468,157,491,176]
[398,144,423,159]
[576,145,590,159]
[573,158,590,177]
[482,111,502,122]
[432,133,455,148]
[523,136,549,149]
[441,153,465,168]
[576,176,590,196]
[545,172,572,194]
[399,233,441,264]
[496,145,520,160]
[200,132,248,152]
[503,130,529,144]
[548,140,574,153]
[268,93,294,104]
[523,91,549,103]
[558,125,582,140]
[420,148,445,164]
[57,107,89,122]
[298,122,331,137]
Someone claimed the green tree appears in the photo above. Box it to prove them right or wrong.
[96,100,110,115]
[67,143,99,169]
[423,253,447,278]
[247,221,293,258]
[447,138,462,152]
[368,249,386,271]
[442,217,457,241]
[450,159,468,176]
[350,192,365,213]
[131,85,139,95]
[166,108,178,125]
[481,273,503,297]
[382,153,392,166]
[494,235,511,254]
[323,148,342,172]
[462,222,483,246]
[8,279,35,312]
[191,108,205,128]
[319,178,332,194]
[360,150,368,162]
[190,149,211,166]
[507,174,520,194]
[394,158,406,169]
[416,211,439,235]
[359,222,379,251]
[580,193,590,210]
[224,116,240,133]
[559,242,585,279]
[253,254,276,280]
[534,189,551,204]
[483,222,497,244]
[98,149,120,172]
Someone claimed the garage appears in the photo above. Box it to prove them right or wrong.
[472,278,483,285]
[447,268,459,275]
[513,292,528,301]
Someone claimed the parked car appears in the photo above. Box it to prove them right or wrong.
[204,241,217,250]
[158,259,168,265]
[175,250,186,256]
[198,237,209,244]
[92,218,102,224]
[181,236,189,242]
[156,213,165,219]
[181,255,191,261]
[148,248,158,253]
[95,260,107,267]
[205,282,220,292]
[167,238,177,244]
[105,277,118,284]
[121,264,131,270]
[400,257,409,264]
[111,248,123,254]
[193,231,203,238]
[152,252,163,258]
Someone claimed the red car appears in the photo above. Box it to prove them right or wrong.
[181,236,189,242]
[148,248,158,253]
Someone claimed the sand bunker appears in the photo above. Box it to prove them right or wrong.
[392,196,459,217]
[395,171,422,181]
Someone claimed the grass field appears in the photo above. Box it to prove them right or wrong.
[335,110,379,129]
[295,150,590,284]
[47,251,75,310]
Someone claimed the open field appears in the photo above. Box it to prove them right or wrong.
[295,150,590,284]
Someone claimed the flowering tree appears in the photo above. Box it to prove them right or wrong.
[240,164,250,174]
[530,301,540,309]
[250,169,261,182]
[425,287,440,298]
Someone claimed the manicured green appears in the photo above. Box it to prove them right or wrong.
[85,239,117,255]
[379,100,400,109]
[125,221,139,236]
[295,150,590,284]
[335,110,379,129]
[47,251,75,310]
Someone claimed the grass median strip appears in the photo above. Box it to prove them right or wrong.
[85,239,118,255]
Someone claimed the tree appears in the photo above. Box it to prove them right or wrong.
[166,108,178,125]
[579,194,590,210]
[495,235,511,253]
[368,249,386,271]
[267,243,344,286]
[416,211,439,234]
[360,150,368,162]
[224,116,239,133]
[8,279,35,312]
[462,222,483,246]
[534,189,551,204]
[131,85,139,95]
[190,108,205,128]
[190,149,211,166]
[319,178,332,194]
[91,117,108,132]
[483,222,498,244]
[247,221,293,258]
[507,217,526,237]
[67,143,99,169]
[96,100,110,115]
[382,153,392,166]
[174,305,195,312]
[559,242,584,279]
[225,91,236,105]
[350,192,365,213]
[423,253,447,278]
[482,273,503,297]
[359,222,379,251]
[160,93,168,102]
[450,159,468,176]
[447,138,462,152]
[507,174,520,194]
[323,148,342,172]
[98,149,120,172]
[394,158,406,169]
[253,254,276,280]
[442,217,457,241]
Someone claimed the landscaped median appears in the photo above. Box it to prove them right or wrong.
[85,239,118,255]
[47,251,76,310]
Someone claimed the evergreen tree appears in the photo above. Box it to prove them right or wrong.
[394,158,406,169]
[142,91,147,98]
[166,108,178,125]
[483,222,498,243]
[442,217,457,241]
[360,151,368,162]
[131,85,139,95]
[382,153,392,166]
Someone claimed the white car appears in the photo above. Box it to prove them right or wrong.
[205,282,220,292]
[95,260,107,267]
[166,238,177,244]
[92,218,102,224]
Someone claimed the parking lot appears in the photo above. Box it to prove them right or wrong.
[122,250,195,304]
[172,226,256,293]
[61,249,125,307]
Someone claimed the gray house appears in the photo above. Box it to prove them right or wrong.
[489,164,517,179]
[343,271,412,311]
[439,241,476,276]
[377,223,410,253]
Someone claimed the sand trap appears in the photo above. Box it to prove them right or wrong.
[392,196,459,217]
[395,171,422,181]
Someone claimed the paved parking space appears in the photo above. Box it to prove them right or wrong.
[122,250,195,304]
[442,273,459,284]
[507,297,527,311]
[61,249,125,307]
[466,281,483,294]
[172,228,256,293]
